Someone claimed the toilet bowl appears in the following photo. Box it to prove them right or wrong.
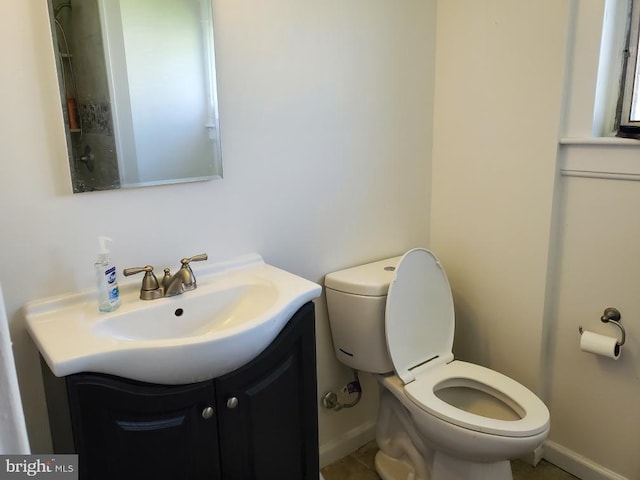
[324,248,550,480]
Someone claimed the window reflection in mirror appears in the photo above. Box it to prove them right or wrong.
[49,0,223,193]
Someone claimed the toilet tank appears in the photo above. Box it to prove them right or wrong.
[324,256,401,373]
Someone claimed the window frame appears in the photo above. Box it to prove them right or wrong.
[617,0,640,136]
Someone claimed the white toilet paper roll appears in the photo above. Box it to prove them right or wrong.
[580,330,620,360]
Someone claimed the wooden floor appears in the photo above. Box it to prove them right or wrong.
[321,441,579,480]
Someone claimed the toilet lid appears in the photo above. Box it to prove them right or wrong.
[404,360,550,437]
[385,248,455,384]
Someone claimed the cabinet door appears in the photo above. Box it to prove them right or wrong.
[66,374,219,480]
[215,302,319,480]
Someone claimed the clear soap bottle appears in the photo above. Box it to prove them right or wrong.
[95,236,121,312]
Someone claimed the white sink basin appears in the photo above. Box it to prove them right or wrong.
[93,281,278,341]
[25,254,321,384]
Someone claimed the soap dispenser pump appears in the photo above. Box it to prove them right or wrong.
[95,236,121,312]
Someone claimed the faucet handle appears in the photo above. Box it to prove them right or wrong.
[123,265,163,300]
[178,254,208,290]
[181,254,208,266]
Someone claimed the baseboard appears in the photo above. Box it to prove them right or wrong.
[318,420,377,468]
[543,440,629,480]
[520,444,544,466]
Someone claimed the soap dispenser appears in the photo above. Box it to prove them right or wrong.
[95,236,121,312]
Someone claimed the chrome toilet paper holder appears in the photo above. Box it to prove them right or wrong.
[578,307,626,347]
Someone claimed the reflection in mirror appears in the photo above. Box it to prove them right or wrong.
[48,0,223,193]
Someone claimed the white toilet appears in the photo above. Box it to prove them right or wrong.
[324,248,550,480]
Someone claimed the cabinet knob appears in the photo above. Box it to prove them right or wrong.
[201,406,214,419]
[226,397,239,409]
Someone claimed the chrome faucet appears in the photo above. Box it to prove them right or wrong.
[124,254,208,300]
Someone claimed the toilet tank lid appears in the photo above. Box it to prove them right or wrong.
[324,256,402,296]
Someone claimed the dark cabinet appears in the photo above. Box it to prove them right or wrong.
[216,302,318,480]
[67,376,218,480]
[51,302,318,480]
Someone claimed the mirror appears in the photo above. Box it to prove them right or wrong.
[48,0,223,193]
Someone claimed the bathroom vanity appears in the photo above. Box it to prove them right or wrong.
[26,254,322,480]
[43,302,318,480]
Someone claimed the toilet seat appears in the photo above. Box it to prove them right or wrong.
[404,360,550,437]
[385,249,549,438]
[385,248,455,384]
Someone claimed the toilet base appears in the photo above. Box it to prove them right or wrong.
[376,388,431,480]
[376,385,517,480]
[375,449,513,480]
[432,451,512,480]
[375,450,418,480]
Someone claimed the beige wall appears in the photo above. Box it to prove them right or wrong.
[547,172,640,479]
[430,0,570,391]
[0,0,435,462]
[431,1,640,478]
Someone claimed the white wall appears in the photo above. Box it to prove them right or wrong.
[430,0,571,391]
[547,1,640,478]
[0,0,435,460]
[431,1,640,478]
[11,1,638,476]
[547,175,640,479]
